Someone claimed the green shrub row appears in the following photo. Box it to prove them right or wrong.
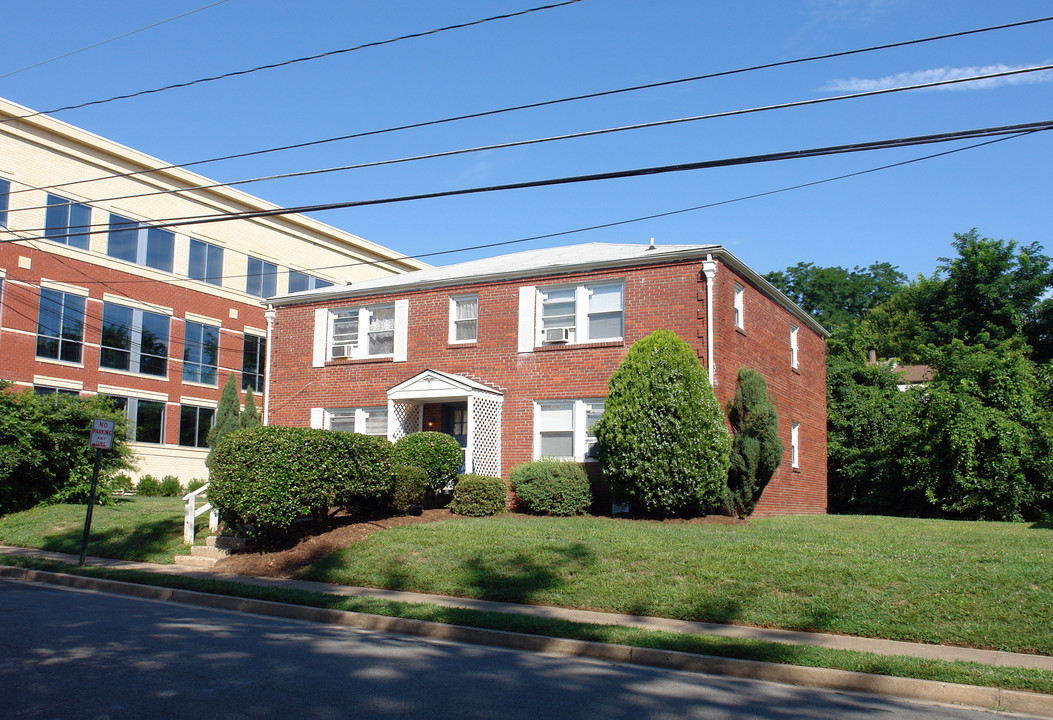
[208,426,394,538]
[510,459,592,516]
[450,475,507,517]
[134,475,185,497]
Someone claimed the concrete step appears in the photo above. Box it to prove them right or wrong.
[190,545,228,559]
[207,535,246,553]
[172,554,219,569]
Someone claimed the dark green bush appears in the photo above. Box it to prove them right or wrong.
[449,474,507,517]
[110,473,134,494]
[392,432,462,490]
[135,475,162,497]
[510,459,592,516]
[594,329,732,517]
[207,426,394,538]
[390,464,429,515]
[159,475,184,497]
[0,384,132,514]
[186,478,207,494]
[44,466,115,507]
[726,368,784,517]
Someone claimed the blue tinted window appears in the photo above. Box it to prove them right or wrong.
[247,256,277,298]
[107,214,174,272]
[100,303,134,371]
[44,195,91,250]
[36,289,84,363]
[242,334,266,392]
[0,179,8,227]
[289,271,333,293]
[139,311,169,377]
[189,239,224,285]
[145,227,174,273]
[107,214,138,263]
[183,321,218,385]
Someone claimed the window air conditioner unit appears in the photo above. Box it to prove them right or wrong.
[545,327,573,343]
[331,344,351,359]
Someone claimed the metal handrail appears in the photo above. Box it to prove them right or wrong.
[182,483,219,544]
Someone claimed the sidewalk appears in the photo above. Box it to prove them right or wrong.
[3,544,1050,671]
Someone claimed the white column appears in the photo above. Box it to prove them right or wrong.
[701,255,717,387]
[263,305,276,426]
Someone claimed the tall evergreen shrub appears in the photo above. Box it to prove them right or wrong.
[726,367,784,517]
[240,387,261,429]
[207,373,240,466]
[593,330,731,516]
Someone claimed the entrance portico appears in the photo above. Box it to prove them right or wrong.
[387,369,504,477]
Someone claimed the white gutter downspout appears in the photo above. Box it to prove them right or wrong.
[701,254,717,387]
[263,304,276,426]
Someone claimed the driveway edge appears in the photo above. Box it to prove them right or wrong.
[2,565,1049,718]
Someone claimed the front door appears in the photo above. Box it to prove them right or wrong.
[441,402,467,472]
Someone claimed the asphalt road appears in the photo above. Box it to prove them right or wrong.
[0,578,1033,720]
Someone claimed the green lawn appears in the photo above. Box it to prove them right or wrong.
[303,514,1053,655]
[0,497,195,564]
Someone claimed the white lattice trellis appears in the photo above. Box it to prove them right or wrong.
[471,395,502,478]
[390,401,421,442]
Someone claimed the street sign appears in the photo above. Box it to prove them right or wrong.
[90,419,115,450]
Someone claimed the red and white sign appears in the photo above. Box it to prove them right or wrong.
[90,419,115,450]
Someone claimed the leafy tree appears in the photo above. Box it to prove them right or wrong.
[593,330,731,517]
[239,387,261,430]
[725,368,783,517]
[0,384,132,513]
[765,261,905,329]
[207,373,240,460]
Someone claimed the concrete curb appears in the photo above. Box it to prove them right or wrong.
[2,565,1050,718]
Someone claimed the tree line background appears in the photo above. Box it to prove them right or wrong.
[766,229,1053,522]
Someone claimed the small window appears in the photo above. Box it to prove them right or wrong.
[450,295,478,343]
[0,178,9,227]
[179,405,214,447]
[534,398,604,461]
[246,256,278,297]
[288,270,333,293]
[734,283,744,329]
[791,421,800,468]
[107,214,174,273]
[790,324,799,369]
[242,334,266,392]
[327,407,388,437]
[183,321,219,385]
[44,194,91,250]
[188,239,224,286]
[36,288,85,363]
[33,386,79,397]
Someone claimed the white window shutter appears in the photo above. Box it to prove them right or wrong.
[518,286,536,353]
[312,308,328,367]
[393,299,409,362]
[310,407,325,429]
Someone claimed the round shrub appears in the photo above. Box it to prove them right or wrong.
[159,475,184,497]
[594,329,732,517]
[449,474,507,517]
[392,432,462,489]
[390,463,429,515]
[186,478,207,494]
[110,473,135,494]
[135,475,162,497]
[208,426,394,538]
[510,459,592,516]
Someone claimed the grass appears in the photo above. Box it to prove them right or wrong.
[4,554,1053,695]
[0,496,197,564]
[302,514,1053,655]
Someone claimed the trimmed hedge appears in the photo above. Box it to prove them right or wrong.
[510,459,592,516]
[391,463,429,515]
[207,426,394,538]
[159,475,184,497]
[135,475,162,497]
[449,474,507,517]
[392,432,462,490]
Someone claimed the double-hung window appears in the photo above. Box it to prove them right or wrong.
[790,324,799,369]
[288,270,333,293]
[537,282,623,345]
[183,321,219,385]
[449,294,478,343]
[791,421,800,468]
[534,398,604,461]
[179,405,214,447]
[246,256,277,297]
[242,334,266,392]
[44,194,91,250]
[100,303,169,376]
[734,283,745,329]
[326,406,388,437]
[107,214,174,273]
[330,304,395,359]
[36,288,85,363]
[188,239,224,286]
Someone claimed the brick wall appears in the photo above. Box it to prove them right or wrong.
[271,255,827,516]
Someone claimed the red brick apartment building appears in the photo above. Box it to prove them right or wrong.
[268,242,829,516]
[0,96,424,483]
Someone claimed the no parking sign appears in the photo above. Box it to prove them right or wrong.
[90,419,115,450]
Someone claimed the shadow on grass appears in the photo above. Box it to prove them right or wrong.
[1030,522,1052,531]
[40,516,183,562]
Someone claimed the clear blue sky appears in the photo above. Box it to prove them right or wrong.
[3,0,1051,280]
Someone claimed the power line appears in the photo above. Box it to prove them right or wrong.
[8,63,1051,216]
[0,0,233,80]
[3,119,1049,242]
[0,131,1032,295]
[4,13,1050,200]
[2,0,583,123]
